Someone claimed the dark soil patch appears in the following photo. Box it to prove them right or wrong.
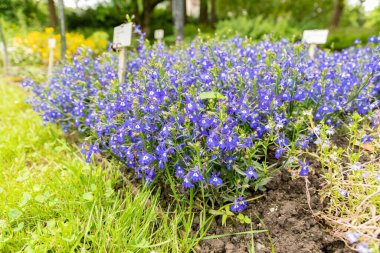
[198,170,353,253]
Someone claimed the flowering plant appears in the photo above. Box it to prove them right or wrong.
[11,27,108,65]
[24,27,380,212]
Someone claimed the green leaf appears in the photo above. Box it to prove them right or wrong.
[199,91,227,100]
[90,184,97,191]
[244,216,251,224]
[19,192,32,207]
[61,235,76,242]
[48,198,59,207]
[12,222,24,232]
[104,187,114,198]
[82,192,94,201]
[35,194,48,203]
[222,214,228,226]
[209,209,224,216]
[0,236,9,243]
[254,177,272,191]
[8,208,22,221]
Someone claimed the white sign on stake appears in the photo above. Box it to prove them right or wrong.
[47,38,56,79]
[113,22,133,84]
[302,29,329,59]
[154,29,164,41]
[113,23,132,48]
[48,38,56,49]
[302,30,329,44]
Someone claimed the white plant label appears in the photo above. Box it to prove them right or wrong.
[48,38,56,48]
[113,23,132,48]
[302,30,329,44]
[154,29,164,40]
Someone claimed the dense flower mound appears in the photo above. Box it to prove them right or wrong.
[24,29,380,211]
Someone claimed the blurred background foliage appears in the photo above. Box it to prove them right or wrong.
[0,0,380,61]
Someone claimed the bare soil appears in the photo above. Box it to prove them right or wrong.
[198,170,353,253]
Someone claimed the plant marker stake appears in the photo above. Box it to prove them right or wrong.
[308,44,317,59]
[113,23,132,84]
[154,29,164,43]
[118,47,126,83]
[302,29,329,59]
[47,38,56,79]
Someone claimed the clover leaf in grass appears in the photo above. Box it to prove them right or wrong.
[8,208,23,221]
[82,192,94,201]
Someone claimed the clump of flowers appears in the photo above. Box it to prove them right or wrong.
[23,26,380,211]
[11,27,108,65]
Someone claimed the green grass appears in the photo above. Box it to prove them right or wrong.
[0,82,208,252]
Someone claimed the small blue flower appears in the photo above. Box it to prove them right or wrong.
[299,161,310,176]
[175,165,185,178]
[209,172,223,187]
[245,166,258,180]
[345,231,360,244]
[230,196,247,213]
[230,203,241,213]
[356,242,370,253]
[144,167,156,182]
[188,167,204,183]
[275,147,286,159]
[361,134,373,144]
[139,153,155,166]
[182,177,194,189]
[338,188,348,198]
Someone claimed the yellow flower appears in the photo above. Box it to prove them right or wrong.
[13,28,108,64]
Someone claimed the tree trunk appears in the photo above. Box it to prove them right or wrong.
[210,0,216,28]
[183,0,187,23]
[0,21,10,75]
[199,0,208,24]
[48,0,58,29]
[142,0,152,36]
[57,0,66,60]
[331,0,344,28]
[172,0,184,39]
[141,0,164,37]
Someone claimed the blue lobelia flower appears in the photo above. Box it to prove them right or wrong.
[361,134,373,144]
[356,243,370,253]
[188,166,205,183]
[338,188,348,198]
[275,146,286,159]
[209,172,223,187]
[182,177,194,189]
[245,166,258,180]
[175,165,185,178]
[299,161,310,176]
[230,196,247,213]
[138,152,155,166]
[345,231,360,244]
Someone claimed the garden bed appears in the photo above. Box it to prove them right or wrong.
[199,170,351,253]
[22,29,380,251]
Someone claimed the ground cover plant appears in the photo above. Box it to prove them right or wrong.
[24,26,380,212]
[0,82,213,252]
[301,115,380,251]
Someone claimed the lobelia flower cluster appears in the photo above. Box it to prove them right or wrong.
[24,26,380,212]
